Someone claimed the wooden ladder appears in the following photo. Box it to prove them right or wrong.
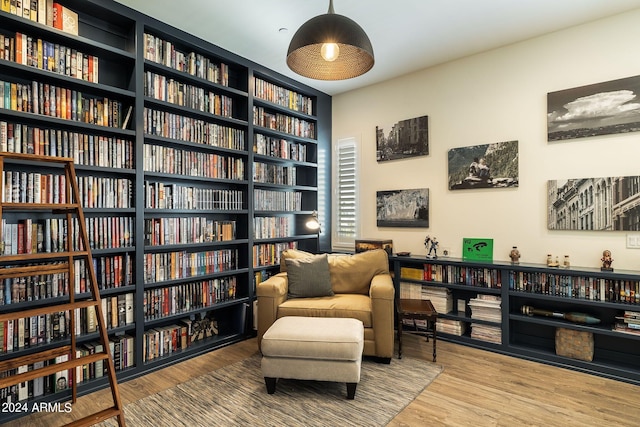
[0,153,125,426]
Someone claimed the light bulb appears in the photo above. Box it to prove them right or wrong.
[320,43,339,62]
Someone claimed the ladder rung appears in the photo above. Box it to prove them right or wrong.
[65,407,123,427]
[0,352,109,389]
[0,152,74,163]
[0,262,70,279]
[0,299,100,322]
[0,202,80,211]
[0,346,71,372]
[0,251,91,264]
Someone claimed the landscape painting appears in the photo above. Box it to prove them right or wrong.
[547,74,640,141]
[547,176,640,231]
[376,188,429,228]
[376,115,428,162]
[447,140,519,190]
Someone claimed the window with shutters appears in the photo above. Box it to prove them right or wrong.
[332,137,359,251]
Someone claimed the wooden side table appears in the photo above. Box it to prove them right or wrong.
[397,299,438,362]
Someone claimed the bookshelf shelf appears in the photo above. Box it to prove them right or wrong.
[0,0,330,422]
[391,255,640,386]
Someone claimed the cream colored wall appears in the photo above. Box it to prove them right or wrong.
[332,9,640,270]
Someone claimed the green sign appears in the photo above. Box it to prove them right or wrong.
[462,238,494,261]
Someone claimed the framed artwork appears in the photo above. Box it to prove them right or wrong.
[376,115,428,162]
[547,176,640,231]
[376,188,429,227]
[448,140,519,190]
[462,238,494,261]
[547,74,640,141]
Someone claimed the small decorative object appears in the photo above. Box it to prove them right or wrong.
[563,255,570,269]
[509,246,521,264]
[425,235,438,259]
[601,249,613,271]
[547,254,559,267]
[555,327,594,362]
[396,251,411,256]
[355,239,393,256]
[521,305,600,324]
[546,254,552,265]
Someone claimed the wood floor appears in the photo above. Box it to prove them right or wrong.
[4,334,640,427]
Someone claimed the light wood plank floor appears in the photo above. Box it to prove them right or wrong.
[4,334,640,426]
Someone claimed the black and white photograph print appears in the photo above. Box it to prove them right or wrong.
[548,176,640,231]
[376,188,429,228]
[448,140,519,190]
[547,74,640,141]
[376,115,428,162]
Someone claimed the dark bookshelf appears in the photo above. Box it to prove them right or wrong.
[0,0,331,422]
[391,255,640,386]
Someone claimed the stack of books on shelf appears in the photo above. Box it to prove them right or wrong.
[422,285,453,314]
[399,281,422,299]
[469,295,502,344]
[436,318,467,336]
[613,310,640,335]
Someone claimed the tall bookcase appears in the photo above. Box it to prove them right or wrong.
[392,255,640,386]
[0,0,331,422]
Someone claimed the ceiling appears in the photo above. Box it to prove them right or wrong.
[114,0,640,96]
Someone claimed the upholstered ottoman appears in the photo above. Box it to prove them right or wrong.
[261,316,364,399]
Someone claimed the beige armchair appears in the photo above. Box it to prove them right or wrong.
[257,249,395,362]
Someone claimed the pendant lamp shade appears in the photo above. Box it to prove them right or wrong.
[287,1,374,80]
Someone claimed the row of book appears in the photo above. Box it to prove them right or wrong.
[0,79,127,128]
[144,71,234,118]
[143,276,237,320]
[0,294,134,354]
[254,188,302,211]
[613,310,640,335]
[1,334,133,405]
[76,293,134,334]
[510,271,639,304]
[143,217,237,246]
[76,176,132,209]
[401,264,503,288]
[1,0,78,35]
[143,143,245,180]
[253,162,297,186]
[146,311,226,363]
[144,181,243,211]
[143,33,230,87]
[84,216,135,250]
[253,77,314,115]
[2,170,66,204]
[252,106,316,139]
[1,265,69,304]
[252,241,297,268]
[0,254,132,306]
[1,218,69,255]
[253,133,308,162]
[1,215,134,254]
[1,30,98,82]
[143,249,239,284]
[143,108,245,150]
[75,255,133,292]
[0,121,135,168]
[253,216,292,240]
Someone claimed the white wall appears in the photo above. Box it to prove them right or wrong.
[332,9,640,270]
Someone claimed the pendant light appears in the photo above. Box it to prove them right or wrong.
[286,0,374,80]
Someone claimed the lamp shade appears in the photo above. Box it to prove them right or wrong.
[287,9,374,80]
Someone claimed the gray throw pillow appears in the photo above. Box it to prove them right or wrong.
[286,254,334,298]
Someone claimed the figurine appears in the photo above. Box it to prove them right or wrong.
[601,249,613,271]
[509,246,520,264]
[547,254,559,267]
[425,235,439,259]
[563,255,570,269]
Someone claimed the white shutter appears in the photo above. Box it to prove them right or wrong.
[332,137,359,250]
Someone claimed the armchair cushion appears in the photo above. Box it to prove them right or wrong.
[285,254,334,298]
